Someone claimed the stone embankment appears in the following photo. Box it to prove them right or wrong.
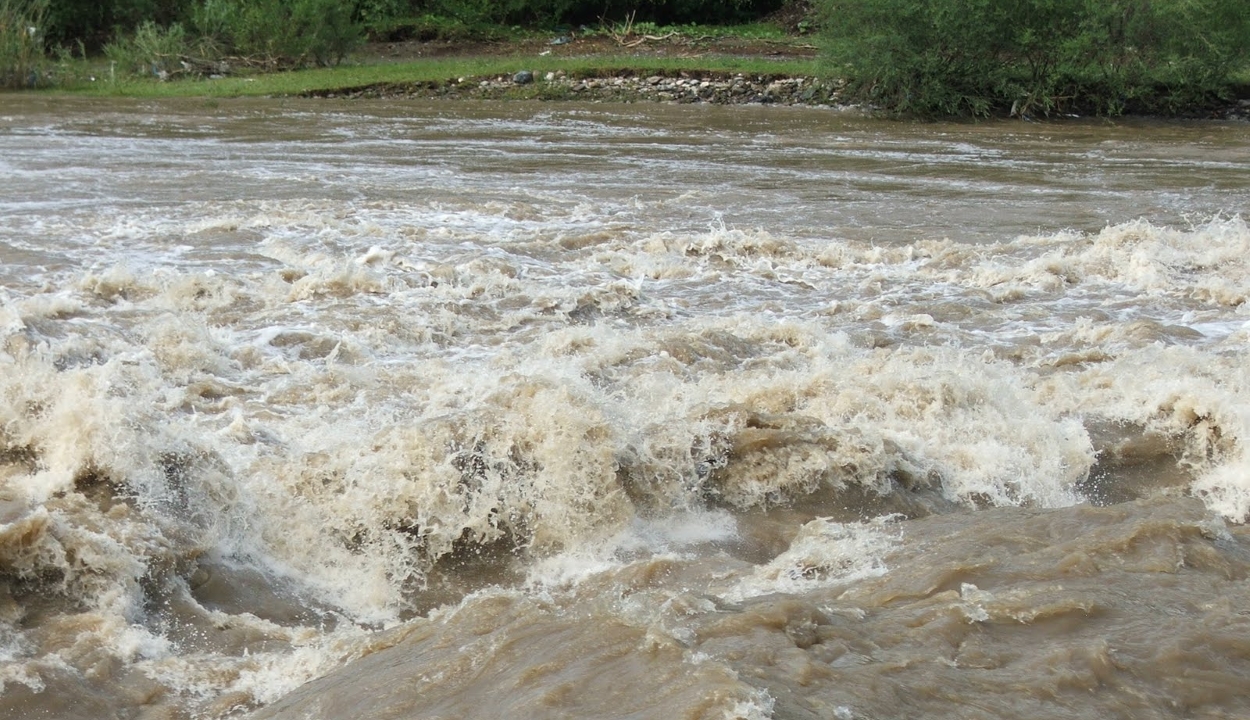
[305,70,848,107]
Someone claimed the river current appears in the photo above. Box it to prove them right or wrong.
[2,96,1250,719]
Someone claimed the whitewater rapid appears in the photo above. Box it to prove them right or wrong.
[2,97,1249,719]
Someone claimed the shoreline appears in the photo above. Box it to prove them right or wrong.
[300,67,1250,121]
[303,69,848,108]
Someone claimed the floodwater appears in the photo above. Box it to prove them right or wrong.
[1,96,1250,719]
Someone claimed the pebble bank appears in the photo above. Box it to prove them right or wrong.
[304,69,849,107]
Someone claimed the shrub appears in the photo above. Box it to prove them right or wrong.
[1,0,48,87]
[192,0,360,67]
[44,0,193,50]
[818,0,1250,117]
[356,0,411,25]
[401,0,784,27]
[104,19,192,77]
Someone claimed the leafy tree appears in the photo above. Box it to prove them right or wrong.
[818,0,1250,117]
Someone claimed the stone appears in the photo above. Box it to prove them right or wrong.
[513,70,534,85]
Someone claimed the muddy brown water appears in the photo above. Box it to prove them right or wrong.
[2,96,1250,719]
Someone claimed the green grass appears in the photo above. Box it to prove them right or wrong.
[45,54,822,98]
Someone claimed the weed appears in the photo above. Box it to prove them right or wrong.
[1,0,48,88]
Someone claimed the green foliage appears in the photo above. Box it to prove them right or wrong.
[44,0,192,50]
[366,12,511,42]
[32,0,792,66]
[584,0,782,26]
[1,0,47,87]
[377,0,784,28]
[819,0,1250,117]
[414,0,577,26]
[356,0,410,25]
[104,19,193,77]
[191,0,361,67]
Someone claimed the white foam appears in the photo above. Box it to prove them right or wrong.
[725,516,900,601]
[724,688,776,720]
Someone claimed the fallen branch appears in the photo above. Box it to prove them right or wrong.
[622,32,677,48]
[606,10,637,45]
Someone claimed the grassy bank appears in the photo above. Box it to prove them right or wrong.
[49,52,821,98]
[8,2,1247,117]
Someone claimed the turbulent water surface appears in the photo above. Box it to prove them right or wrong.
[2,96,1250,719]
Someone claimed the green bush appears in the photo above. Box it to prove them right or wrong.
[409,0,576,27]
[44,0,192,50]
[818,0,1250,117]
[356,0,411,25]
[192,0,360,67]
[398,0,783,27]
[1,0,48,87]
[573,0,783,25]
[104,19,192,77]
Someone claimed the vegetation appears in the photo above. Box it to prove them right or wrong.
[16,0,788,82]
[817,0,1250,117]
[192,0,359,66]
[99,0,361,78]
[7,0,1250,118]
[1,0,47,88]
[33,0,786,52]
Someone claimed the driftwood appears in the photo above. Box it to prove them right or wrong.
[145,52,307,79]
[606,11,679,48]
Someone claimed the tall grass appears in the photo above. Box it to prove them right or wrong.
[1,0,47,88]
[99,0,361,80]
[192,0,359,68]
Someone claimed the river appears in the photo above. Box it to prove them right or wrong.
[2,96,1249,719]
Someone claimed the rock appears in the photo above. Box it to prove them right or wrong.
[301,72,848,110]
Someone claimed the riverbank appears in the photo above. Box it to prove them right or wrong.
[17,30,1250,120]
[303,67,1250,121]
[304,68,847,108]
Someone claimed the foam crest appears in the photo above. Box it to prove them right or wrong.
[669,333,1091,509]
[726,517,900,601]
[1038,344,1250,520]
[522,509,740,590]
[964,217,1250,304]
[228,364,636,620]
